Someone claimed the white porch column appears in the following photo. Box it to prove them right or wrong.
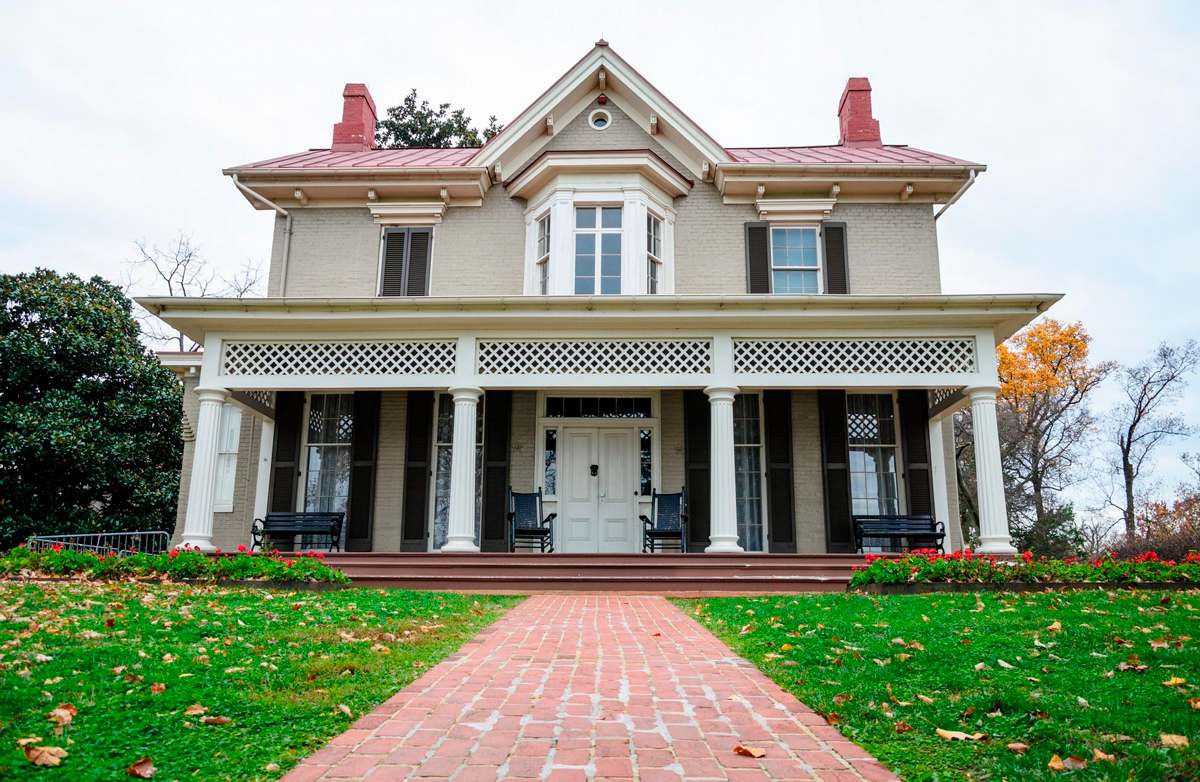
[705,385,744,553]
[966,384,1016,555]
[928,417,950,543]
[441,386,483,553]
[179,387,229,551]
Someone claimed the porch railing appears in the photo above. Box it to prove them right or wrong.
[26,531,171,558]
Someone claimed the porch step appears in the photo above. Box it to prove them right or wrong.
[321,553,867,594]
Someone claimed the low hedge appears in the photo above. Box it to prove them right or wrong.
[848,548,1200,588]
[0,542,351,583]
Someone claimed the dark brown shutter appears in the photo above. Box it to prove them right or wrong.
[897,390,933,516]
[818,390,853,552]
[401,391,434,550]
[821,222,849,294]
[269,391,304,514]
[481,391,511,551]
[745,222,771,293]
[763,390,796,553]
[405,229,432,296]
[683,390,711,548]
[346,391,380,551]
[380,230,407,296]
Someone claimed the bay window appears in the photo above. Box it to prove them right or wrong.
[536,213,551,295]
[647,214,663,294]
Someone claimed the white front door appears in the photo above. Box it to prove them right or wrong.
[559,426,638,553]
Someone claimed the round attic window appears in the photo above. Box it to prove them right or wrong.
[588,109,612,130]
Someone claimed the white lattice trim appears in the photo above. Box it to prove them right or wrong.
[733,338,976,375]
[476,339,712,375]
[929,387,962,407]
[221,340,457,376]
[243,390,276,409]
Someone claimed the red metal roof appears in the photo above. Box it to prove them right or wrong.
[725,145,977,166]
[233,147,480,170]
[230,144,976,171]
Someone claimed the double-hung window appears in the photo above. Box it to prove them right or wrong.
[379,227,433,296]
[847,394,901,517]
[303,394,355,549]
[646,214,663,294]
[770,227,821,293]
[213,404,242,513]
[574,206,623,294]
[536,214,551,295]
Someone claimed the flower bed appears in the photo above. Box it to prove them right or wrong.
[848,549,1200,588]
[0,543,351,584]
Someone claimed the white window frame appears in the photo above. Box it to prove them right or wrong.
[535,212,551,295]
[295,393,355,550]
[647,212,664,294]
[213,403,242,513]
[573,205,625,295]
[768,224,823,294]
[523,183,676,296]
[733,391,768,553]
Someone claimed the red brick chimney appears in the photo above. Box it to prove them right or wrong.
[331,83,378,151]
[838,78,881,146]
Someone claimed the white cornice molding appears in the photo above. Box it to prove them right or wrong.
[368,201,448,225]
[755,197,838,222]
[506,151,693,200]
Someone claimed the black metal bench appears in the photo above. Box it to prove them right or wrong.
[251,512,344,552]
[853,514,944,554]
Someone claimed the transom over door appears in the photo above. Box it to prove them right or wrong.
[558,426,638,553]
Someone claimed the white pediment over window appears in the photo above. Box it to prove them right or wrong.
[755,197,837,222]
[368,201,448,226]
[506,151,692,202]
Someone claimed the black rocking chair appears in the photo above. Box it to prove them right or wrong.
[641,488,687,553]
[508,488,556,553]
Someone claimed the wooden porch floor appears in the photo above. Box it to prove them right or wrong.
[321,552,869,595]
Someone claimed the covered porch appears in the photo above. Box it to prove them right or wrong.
[143,293,1057,559]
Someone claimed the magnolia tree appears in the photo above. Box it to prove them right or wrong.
[0,269,183,547]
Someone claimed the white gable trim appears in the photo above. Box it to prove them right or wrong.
[469,45,732,182]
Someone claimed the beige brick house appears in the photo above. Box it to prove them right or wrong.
[143,42,1056,557]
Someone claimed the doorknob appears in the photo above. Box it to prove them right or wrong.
[590,464,599,476]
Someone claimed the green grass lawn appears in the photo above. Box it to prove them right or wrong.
[0,581,520,780]
[677,590,1200,781]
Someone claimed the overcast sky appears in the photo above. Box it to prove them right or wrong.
[2,1,1198,501]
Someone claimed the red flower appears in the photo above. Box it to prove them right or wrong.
[1021,551,1033,564]
[317,552,324,559]
[237,544,247,553]
[286,559,296,566]
[168,550,179,559]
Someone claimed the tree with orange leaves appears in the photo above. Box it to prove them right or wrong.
[957,318,1111,555]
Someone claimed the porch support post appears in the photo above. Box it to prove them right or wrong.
[179,387,229,551]
[442,386,483,553]
[704,385,744,553]
[966,384,1016,555]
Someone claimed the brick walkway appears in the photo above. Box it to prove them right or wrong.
[282,595,898,782]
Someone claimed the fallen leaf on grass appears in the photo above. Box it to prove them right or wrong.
[1101,734,1133,743]
[1007,742,1030,754]
[936,728,986,741]
[733,745,766,758]
[150,683,166,695]
[826,713,841,725]
[264,763,281,772]
[873,658,890,667]
[24,745,68,766]
[1163,677,1187,687]
[126,756,156,778]
[998,659,1015,669]
[124,673,144,683]
[1047,621,1063,634]
[46,704,77,733]
[199,716,232,726]
[917,694,935,704]
[1092,748,1116,762]
[1188,698,1200,710]
[1077,697,1090,708]
[1048,754,1088,771]
[17,736,43,746]
[974,662,987,671]
[833,693,853,706]
[337,704,353,717]
[894,721,914,734]
[183,704,208,716]
[1161,733,1190,748]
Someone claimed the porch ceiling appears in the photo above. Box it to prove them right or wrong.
[137,293,1061,346]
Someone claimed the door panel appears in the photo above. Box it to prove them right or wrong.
[598,429,636,552]
[561,429,598,552]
